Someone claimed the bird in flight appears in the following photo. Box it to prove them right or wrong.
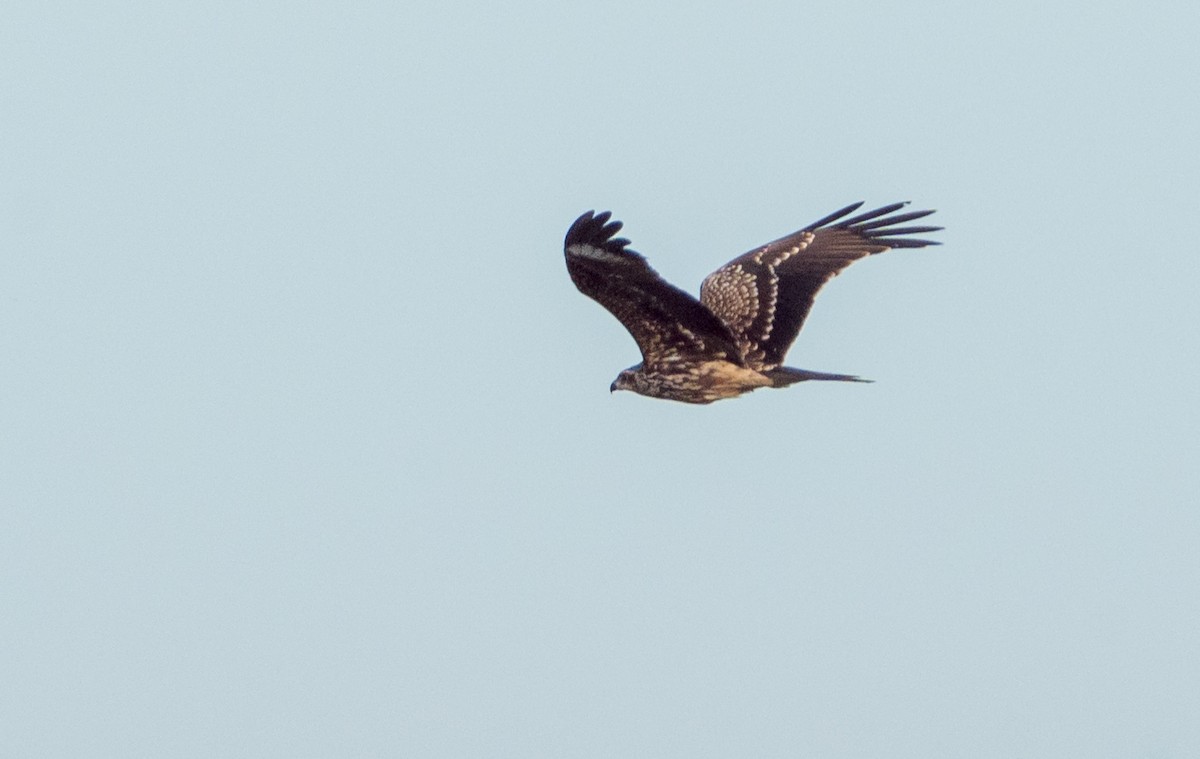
[564,201,942,404]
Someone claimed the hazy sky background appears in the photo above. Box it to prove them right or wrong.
[3,1,1199,756]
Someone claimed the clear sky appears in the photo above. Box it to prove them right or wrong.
[3,1,1199,756]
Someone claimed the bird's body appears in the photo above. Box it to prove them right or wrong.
[564,202,942,404]
[610,361,870,405]
[611,359,773,405]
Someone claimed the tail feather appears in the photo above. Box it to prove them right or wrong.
[765,367,872,387]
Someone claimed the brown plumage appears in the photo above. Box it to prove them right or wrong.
[564,202,942,404]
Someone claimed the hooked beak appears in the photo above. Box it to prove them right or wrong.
[609,381,618,393]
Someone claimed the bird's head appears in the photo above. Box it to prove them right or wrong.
[610,366,640,394]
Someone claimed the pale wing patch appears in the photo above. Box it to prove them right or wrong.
[567,243,627,262]
[757,268,778,342]
[765,233,813,266]
[700,234,815,368]
[700,265,758,333]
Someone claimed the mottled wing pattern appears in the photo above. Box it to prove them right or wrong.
[565,211,744,367]
[700,202,941,370]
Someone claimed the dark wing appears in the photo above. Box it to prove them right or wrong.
[699,202,941,370]
[565,211,743,367]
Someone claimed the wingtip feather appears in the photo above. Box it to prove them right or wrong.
[838,202,910,227]
[833,202,943,248]
[805,201,866,230]
[565,209,638,258]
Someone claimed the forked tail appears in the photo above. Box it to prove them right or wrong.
[764,367,873,387]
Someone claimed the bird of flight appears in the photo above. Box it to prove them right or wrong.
[564,202,942,404]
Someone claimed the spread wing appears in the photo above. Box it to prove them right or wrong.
[565,211,743,367]
[699,202,942,370]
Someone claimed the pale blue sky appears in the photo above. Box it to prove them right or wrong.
[3,1,1199,757]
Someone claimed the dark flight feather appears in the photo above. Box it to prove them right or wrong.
[564,211,744,367]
